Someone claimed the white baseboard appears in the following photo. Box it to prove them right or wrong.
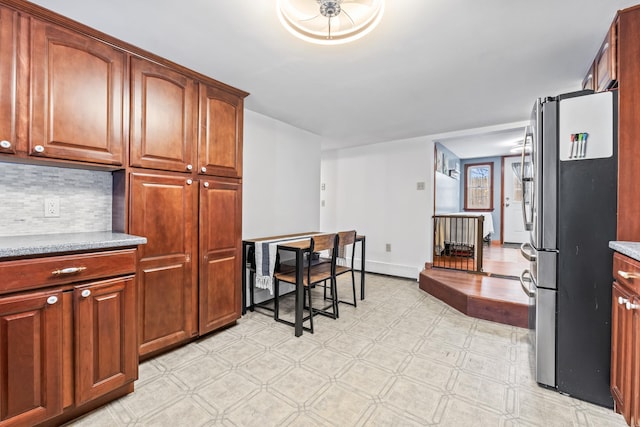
[358,259,420,280]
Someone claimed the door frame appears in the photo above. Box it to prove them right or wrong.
[500,154,522,245]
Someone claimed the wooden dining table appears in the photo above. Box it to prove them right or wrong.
[241,231,366,336]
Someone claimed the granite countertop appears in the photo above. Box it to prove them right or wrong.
[609,241,640,262]
[0,231,147,259]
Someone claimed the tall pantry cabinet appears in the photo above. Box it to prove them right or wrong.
[128,57,246,358]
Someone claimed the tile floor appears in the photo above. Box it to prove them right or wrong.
[67,274,627,426]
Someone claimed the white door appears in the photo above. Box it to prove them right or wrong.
[503,155,530,244]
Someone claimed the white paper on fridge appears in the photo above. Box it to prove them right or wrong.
[558,91,613,161]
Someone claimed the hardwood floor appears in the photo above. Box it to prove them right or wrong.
[482,243,529,278]
[419,244,529,328]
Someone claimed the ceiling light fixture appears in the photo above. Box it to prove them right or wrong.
[277,0,385,45]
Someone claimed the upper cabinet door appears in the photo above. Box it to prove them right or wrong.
[198,84,243,178]
[0,7,19,155]
[130,57,197,173]
[30,19,125,166]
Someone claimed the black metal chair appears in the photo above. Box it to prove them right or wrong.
[334,230,358,307]
[273,233,338,333]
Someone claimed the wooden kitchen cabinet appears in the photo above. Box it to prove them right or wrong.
[0,289,64,426]
[582,61,595,91]
[595,19,618,92]
[30,18,125,166]
[617,5,640,241]
[611,252,640,426]
[198,83,244,178]
[0,6,24,156]
[0,247,139,427]
[74,276,137,405]
[129,172,198,357]
[198,178,242,334]
[130,57,197,173]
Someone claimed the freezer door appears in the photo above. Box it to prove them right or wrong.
[533,250,557,290]
[535,285,556,388]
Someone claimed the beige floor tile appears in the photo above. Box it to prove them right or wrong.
[270,366,329,403]
[383,377,445,423]
[402,354,458,391]
[61,274,627,427]
[360,343,410,373]
[226,390,297,427]
[308,384,371,426]
[337,361,395,397]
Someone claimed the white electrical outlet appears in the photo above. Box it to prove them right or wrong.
[44,197,60,217]
[386,243,391,252]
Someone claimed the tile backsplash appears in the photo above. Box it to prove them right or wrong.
[0,162,113,236]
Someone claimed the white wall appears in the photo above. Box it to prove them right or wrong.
[242,110,322,238]
[242,109,322,304]
[320,137,434,279]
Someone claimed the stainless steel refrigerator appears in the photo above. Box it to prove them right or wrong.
[519,90,617,407]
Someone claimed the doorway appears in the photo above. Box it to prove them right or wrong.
[502,155,529,244]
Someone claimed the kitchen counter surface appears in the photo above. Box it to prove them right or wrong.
[0,231,147,259]
[609,241,640,262]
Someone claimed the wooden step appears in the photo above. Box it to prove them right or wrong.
[419,267,529,328]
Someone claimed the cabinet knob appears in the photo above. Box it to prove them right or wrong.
[33,145,45,153]
[626,301,640,311]
[186,164,193,171]
[46,295,58,305]
[618,270,640,280]
[186,179,193,185]
[0,140,11,149]
[81,289,91,298]
[203,182,209,188]
[200,166,207,173]
[618,296,629,305]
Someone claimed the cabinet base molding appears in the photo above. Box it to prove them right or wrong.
[35,382,134,427]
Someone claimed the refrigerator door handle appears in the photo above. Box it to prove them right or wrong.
[520,269,536,297]
[521,126,534,231]
[520,242,537,261]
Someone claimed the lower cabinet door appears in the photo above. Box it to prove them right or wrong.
[199,178,241,334]
[0,289,64,426]
[611,283,632,423]
[129,172,198,356]
[74,276,137,405]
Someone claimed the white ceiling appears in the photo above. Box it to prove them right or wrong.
[28,0,639,154]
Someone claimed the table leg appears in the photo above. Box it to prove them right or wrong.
[360,236,366,300]
[241,241,248,315]
[295,248,304,337]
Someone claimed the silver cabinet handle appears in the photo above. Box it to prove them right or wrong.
[618,270,640,280]
[81,289,91,298]
[51,266,87,276]
[200,166,207,173]
[519,269,535,297]
[626,301,640,310]
[619,296,630,305]
[0,140,11,149]
[520,242,537,261]
[46,295,58,305]
[33,145,45,153]
[203,182,209,188]
[186,164,193,171]
[186,179,193,185]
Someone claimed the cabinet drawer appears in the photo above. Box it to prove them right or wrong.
[0,249,136,295]
[614,252,640,294]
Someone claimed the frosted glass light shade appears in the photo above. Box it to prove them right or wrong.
[277,0,385,45]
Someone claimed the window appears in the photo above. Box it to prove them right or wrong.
[464,163,493,211]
